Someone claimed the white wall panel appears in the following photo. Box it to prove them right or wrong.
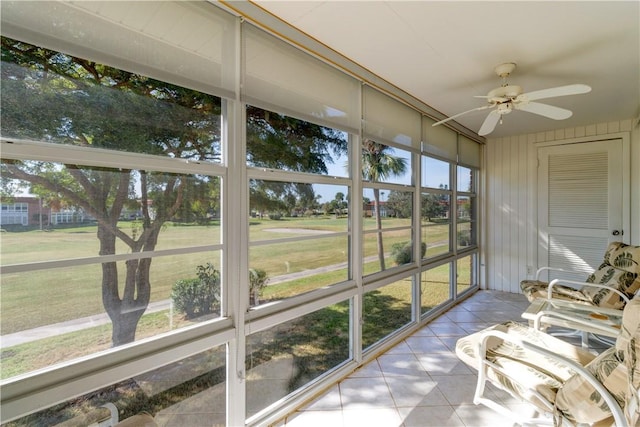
[484,119,639,293]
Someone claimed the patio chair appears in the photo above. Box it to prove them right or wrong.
[521,241,640,309]
[455,294,640,426]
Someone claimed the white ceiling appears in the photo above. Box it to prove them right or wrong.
[253,1,639,139]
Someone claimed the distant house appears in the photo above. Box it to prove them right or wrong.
[364,201,388,218]
[0,197,92,227]
[0,197,50,226]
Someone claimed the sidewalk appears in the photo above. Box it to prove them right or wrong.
[0,300,172,347]
[0,258,371,348]
[2,248,415,348]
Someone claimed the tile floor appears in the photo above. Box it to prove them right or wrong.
[279,290,548,427]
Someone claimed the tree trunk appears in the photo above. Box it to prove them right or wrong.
[373,188,385,270]
[99,223,153,347]
[111,306,145,346]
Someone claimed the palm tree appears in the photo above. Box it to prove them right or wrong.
[362,139,408,270]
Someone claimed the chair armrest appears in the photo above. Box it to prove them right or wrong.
[547,278,631,304]
[478,329,626,426]
[531,308,621,337]
[535,266,563,281]
[535,266,590,281]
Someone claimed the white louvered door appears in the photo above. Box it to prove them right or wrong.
[537,139,626,281]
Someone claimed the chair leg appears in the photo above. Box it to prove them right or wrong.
[474,357,555,425]
[474,377,557,425]
[581,330,589,348]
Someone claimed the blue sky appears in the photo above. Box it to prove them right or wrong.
[313,148,451,204]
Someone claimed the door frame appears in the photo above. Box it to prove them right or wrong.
[530,132,631,273]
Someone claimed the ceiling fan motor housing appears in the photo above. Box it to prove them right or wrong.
[487,85,523,102]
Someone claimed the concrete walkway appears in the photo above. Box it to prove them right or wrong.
[1,300,172,347]
[2,237,450,348]
[1,256,376,348]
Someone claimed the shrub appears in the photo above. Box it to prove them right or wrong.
[457,230,471,247]
[391,241,427,265]
[171,263,220,319]
[268,212,282,220]
[249,268,269,306]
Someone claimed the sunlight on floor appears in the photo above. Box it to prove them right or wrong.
[278,290,537,427]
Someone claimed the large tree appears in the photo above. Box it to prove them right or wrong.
[386,190,412,218]
[1,37,344,346]
[1,37,223,346]
[246,106,347,218]
[422,185,449,221]
[361,140,408,270]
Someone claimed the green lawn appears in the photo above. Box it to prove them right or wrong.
[0,215,465,380]
[2,216,448,333]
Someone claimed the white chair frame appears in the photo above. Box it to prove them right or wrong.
[473,329,627,426]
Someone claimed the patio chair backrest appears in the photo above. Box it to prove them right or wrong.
[580,241,640,309]
[617,294,640,425]
[556,295,640,424]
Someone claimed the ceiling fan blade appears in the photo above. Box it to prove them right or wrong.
[516,102,573,120]
[478,110,501,136]
[522,84,591,101]
[432,105,492,127]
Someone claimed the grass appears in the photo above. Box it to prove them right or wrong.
[6,347,228,426]
[0,274,462,382]
[2,231,470,425]
[363,278,413,348]
[0,312,196,379]
[7,279,451,425]
[1,216,450,334]
[0,215,467,385]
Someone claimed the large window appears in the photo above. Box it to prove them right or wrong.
[421,156,452,259]
[457,166,478,250]
[420,121,480,319]
[9,344,228,426]
[243,103,355,421]
[1,37,225,370]
[1,33,227,423]
[0,2,483,425]
[362,141,414,276]
[246,302,350,418]
[246,106,351,306]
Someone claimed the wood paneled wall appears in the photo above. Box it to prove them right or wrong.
[483,119,639,293]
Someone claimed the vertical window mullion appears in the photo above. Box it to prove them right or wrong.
[413,150,422,322]
[351,84,364,364]
[226,15,246,427]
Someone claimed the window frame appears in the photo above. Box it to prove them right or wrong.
[0,3,486,423]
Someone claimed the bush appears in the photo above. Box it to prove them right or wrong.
[457,230,471,247]
[268,212,282,220]
[171,263,220,319]
[391,241,427,265]
[249,268,269,306]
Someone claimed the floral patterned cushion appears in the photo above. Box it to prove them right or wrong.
[616,296,640,424]
[555,347,627,424]
[603,242,640,275]
[580,263,638,309]
[580,242,640,309]
[520,242,640,309]
[455,321,596,413]
[555,296,640,424]
[520,279,592,304]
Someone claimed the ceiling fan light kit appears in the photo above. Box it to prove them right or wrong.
[433,62,592,136]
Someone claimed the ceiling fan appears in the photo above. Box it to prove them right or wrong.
[433,62,592,136]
